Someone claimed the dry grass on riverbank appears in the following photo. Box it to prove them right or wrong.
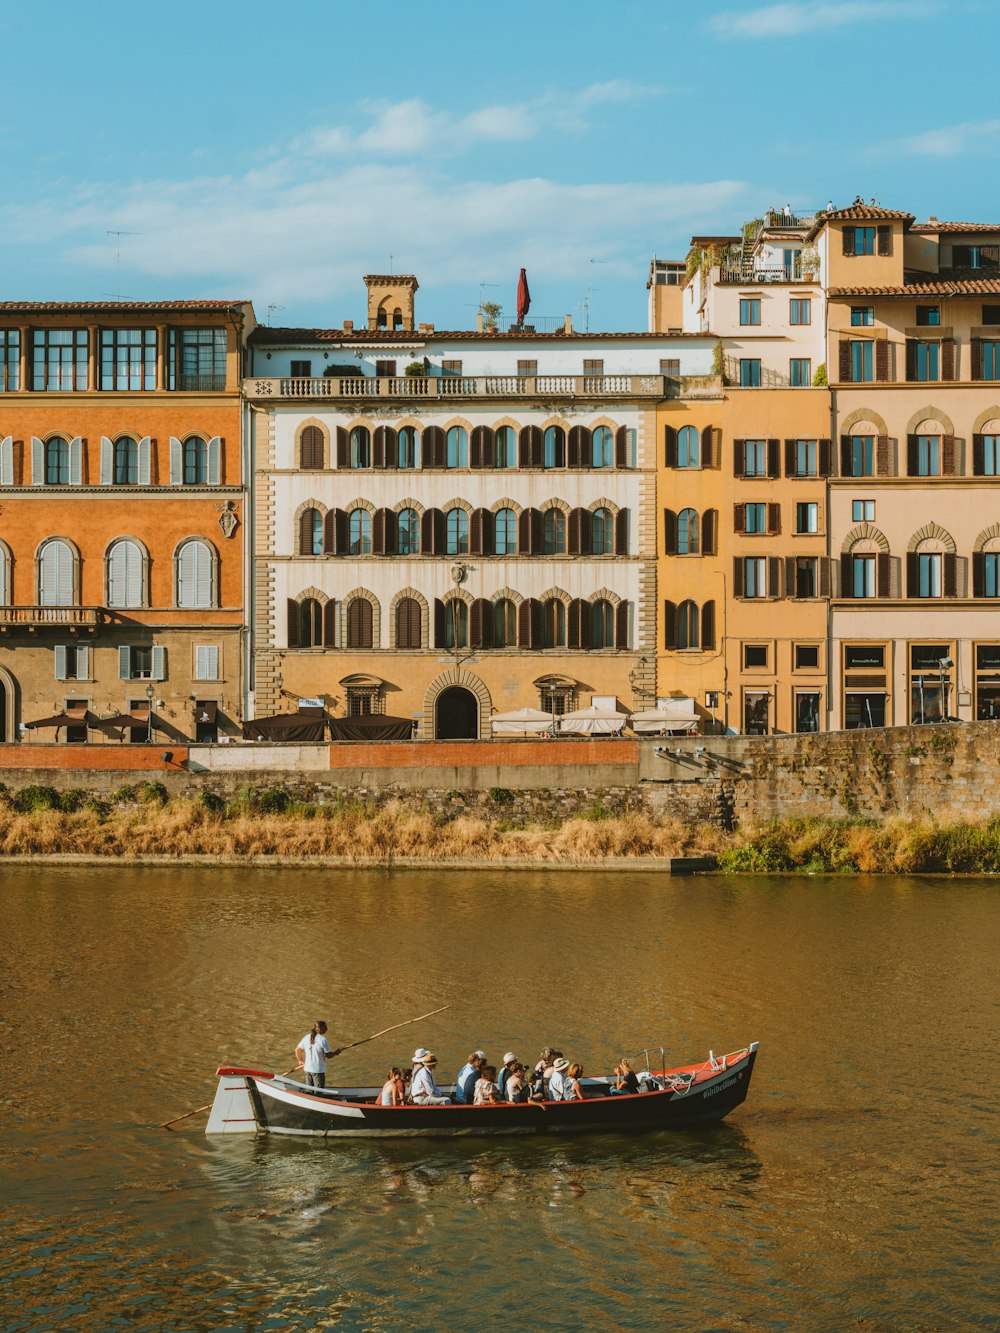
[720,816,1000,874]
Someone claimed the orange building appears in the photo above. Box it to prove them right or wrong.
[0,301,253,744]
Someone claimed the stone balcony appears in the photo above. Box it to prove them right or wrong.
[245,373,671,402]
[0,606,104,629]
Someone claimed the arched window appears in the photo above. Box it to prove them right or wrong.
[446,427,468,469]
[398,508,420,555]
[299,597,323,647]
[300,426,324,470]
[349,509,372,555]
[107,539,145,608]
[544,426,566,469]
[396,596,422,648]
[347,597,373,649]
[398,427,420,469]
[495,426,516,468]
[299,507,323,555]
[591,599,614,647]
[175,539,216,609]
[446,508,469,555]
[677,426,700,469]
[678,508,700,555]
[493,598,517,647]
[592,426,614,468]
[114,437,138,485]
[677,600,700,649]
[444,599,468,649]
[591,507,614,554]
[38,538,75,606]
[495,508,517,555]
[45,437,69,485]
[183,437,208,484]
[543,509,567,555]
[543,598,566,647]
[350,427,371,469]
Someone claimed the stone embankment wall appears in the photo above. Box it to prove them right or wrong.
[2,722,999,826]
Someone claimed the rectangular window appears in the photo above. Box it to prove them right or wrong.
[100,329,156,391]
[743,643,768,668]
[517,360,537,377]
[953,244,999,269]
[915,305,941,327]
[289,359,312,377]
[441,359,463,377]
[789,299,811,326]
[846,645,886,670]
[129,646,153,679]
[851,306,874,327]
[744,502,766,534]
[794,440,817,477]
[583,359,604,376]
[850,341,874,382]
[794,557,818,597]
[169,328,227,391]
[852,499,876,522]
[194,645,220,680]
[982,436,1000,476]
[851,226,876,255]
[740,358,762,387]
[790,358,811,387]
[795,691,820,733]
[0,330,20,391]
[739,298,761,326]
[914,341,939,382]
[795,644,820,670]
[659,358,680,380]
[851,436,875,477]
[916,435,940,476]
[982,305,1000,325]
[853,555,876,598]
[982,342,1000,379]
[918,553,942,597]
[55,645,89,681]
[796,502,818,534]
[743,440,767,477]
[375,360,396,376]
[985,553,1000,598]
[744,557,767,598]
[32,329,88,391]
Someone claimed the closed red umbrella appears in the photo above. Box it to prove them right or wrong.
[516,268,530,324]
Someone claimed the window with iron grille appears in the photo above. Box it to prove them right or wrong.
[346,686,382,716]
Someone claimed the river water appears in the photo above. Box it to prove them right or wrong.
[1,866,997,1331]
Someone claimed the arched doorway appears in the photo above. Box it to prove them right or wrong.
[0,665,18,743]
[435,686,478,740]
[0,676,6,743]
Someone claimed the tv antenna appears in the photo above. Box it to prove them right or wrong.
[105,230,142,300]
[267,303,285,326]
[581,258,607,333]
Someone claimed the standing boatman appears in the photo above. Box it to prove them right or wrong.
[295,1020,344,1089]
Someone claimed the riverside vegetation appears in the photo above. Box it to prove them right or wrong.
[2,782,1000,871]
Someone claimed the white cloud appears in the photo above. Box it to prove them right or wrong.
[707,1,938,38]
[888,118,1000,156]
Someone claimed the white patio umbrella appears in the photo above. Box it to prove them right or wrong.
[558,705,628,736]
[490,706,556,735]
[629,707,700,734]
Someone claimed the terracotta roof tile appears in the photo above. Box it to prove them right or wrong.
[911,222,1000,233]
[805,205,914,240]
[829,279,1000,297]
[250,326,712,345]
[0,299,247,313]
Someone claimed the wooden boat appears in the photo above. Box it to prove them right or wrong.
[205,1043,758,1137]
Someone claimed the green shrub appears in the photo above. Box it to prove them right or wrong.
[14,785,60,813]
[111,785,137,804]
[254,786,291,815]
[139,780,168,806]
[196,789,225,816]
[58,788,87,813]
[488,786,514,806]
[84,797,110,820]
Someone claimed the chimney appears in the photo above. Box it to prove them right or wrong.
[343,319,354,331]
[418,322,434,333]
[928,215,938,223]
[564,313,573,334]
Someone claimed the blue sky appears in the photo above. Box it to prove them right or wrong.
[0,0,996,331]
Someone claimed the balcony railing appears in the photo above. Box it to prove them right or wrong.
[176,373,227,392]
[248,374,668,401]
[0,606,103,627]
[719,262,806,284]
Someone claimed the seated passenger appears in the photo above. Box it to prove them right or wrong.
[534,1046,555,1076]
[454,1050,486,1104]
[410,1052,451,1105]
[473,1064,500,1105]
[563,1063,584,1101]
[529,1066,547,1101]
[610,1057,640,1095]
[505,1062,528,1104]
[498,1052,519,1099]
[547,1057,569,1101]
[380,1067,405,1106]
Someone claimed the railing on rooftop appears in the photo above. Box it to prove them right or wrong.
[0,606,103,627]
[718,261,809,285]
[247,374,670,400]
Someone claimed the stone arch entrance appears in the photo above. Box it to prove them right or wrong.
[424,667,492,740]
[0,665,19,743]
[435,686,478,740]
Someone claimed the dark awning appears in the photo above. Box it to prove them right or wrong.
[25,708,92,729]
[194,702,218,725]
[329,714,415,742]
[242,711,328,743]
[93,713,147,731]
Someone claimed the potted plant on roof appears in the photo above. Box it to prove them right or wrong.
[481,300,502,333]
[801,246,820,281]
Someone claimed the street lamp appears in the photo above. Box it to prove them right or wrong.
[938,656,953,721]
[546,685,559,738]
[145,683,155,743]
[916,675,925,725]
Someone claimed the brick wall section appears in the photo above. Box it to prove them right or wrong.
[0,744,187,772]
[326,738,638,770]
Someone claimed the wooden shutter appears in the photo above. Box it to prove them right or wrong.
[942,338,956,382]
[516,507,537,555]
[471,426,492,469]
[875,339,889,382]
[944,553,957,597]
[615,425,630,468]
[734,503,745,533]
[662,600,677,650]
[396,597,421,649]
[372,508,387,555]
[519,426,542,468]
[785,556,797,598]
[300,425,323,469]
[702,509,717,556]
[971,337,983,382]
[663,509,677,555]
[732,557,744,598]
[942,435,957,476]
[906,552,918,596]
[841,554,853,598]
[733,438,745,477]
[819,439,831,477]
[470,508,486,556]
[434,598,446,647]
[32,436,44,485]
[877,225,892,256]
[324,508,346,554]
[907,435,919,476]
[119,645,132,679]
[54,644,68,680]
[571,507,591,555]
[819,558,830,598]
[287,599,301,647]
[207,436,222,484]
[973,434,985,475]
[151,645,166,681]
[67,437,83,485]
[905,340,917,381]
[569,426,590,468]
[568,598,584,649]
[421,425,442,468]
[517,598,541,649]
[76,645,90,681]
[0,436,13,486]
[373,427,386,469]
[877,553,891,598]
[701,601,715,650]
[784,439,796,477]
[469,598,489,650]
[768,503,780,535]
[321,599,335,647]
[701,425,717,468]
[973,552,985,597]
[840,435,852,476]
[615,509,628,555]
[663,425,677,467]
[299,509,314,555]
[615,601,629,649]
[768,557,782,598]
[767,439,780,478]
[100,436,113,485]
[877,435,891,476]
[334,427,348,468]
[138,437,152,485]
[839,340,852,382]
[842,227,856,256]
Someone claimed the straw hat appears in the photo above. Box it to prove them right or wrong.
[412,1048,429,1063]
[503,1051,518,1065]
[423,1052,438,1066]
[553,1057,570,1072]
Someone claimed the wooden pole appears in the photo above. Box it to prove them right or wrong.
[160,1102,212,1130]
[281,1005,450,1079]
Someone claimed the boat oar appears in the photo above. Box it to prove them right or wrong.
[160,1102,213,1131]
[280,1004,451,1078]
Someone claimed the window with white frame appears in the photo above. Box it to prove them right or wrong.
[194,645,220,680]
